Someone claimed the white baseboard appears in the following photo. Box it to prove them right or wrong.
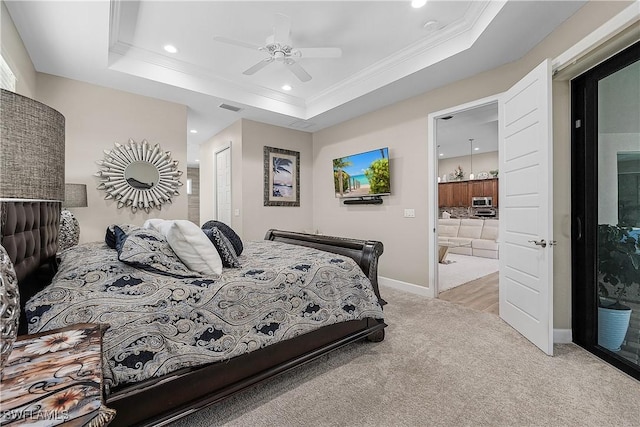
[553,329,573,344]
[379,276,433,298]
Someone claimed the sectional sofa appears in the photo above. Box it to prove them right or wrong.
[438,218,499,259]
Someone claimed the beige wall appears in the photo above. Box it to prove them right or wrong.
[312,1,633,329]
[200,119,243,235]
[241,120,314,240]
[439,151,499,181]
[35,74,188,244]
[200,119,314,241]
[313,107,430,286]
[1,1,36,97]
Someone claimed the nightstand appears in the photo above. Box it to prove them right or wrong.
[0,323,115,426]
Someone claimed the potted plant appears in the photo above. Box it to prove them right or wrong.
[597,224,640,352]
[450,165,464,181]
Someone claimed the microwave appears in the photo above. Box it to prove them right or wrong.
[472,196,493,207]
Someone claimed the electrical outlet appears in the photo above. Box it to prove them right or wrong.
[404,209,415,218]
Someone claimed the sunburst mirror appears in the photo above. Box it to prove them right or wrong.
[95,139,183,213]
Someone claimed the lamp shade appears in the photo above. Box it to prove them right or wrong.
[64,184,87,208]
[0,89,65,201]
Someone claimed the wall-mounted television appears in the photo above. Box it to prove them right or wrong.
[333,147,390,198]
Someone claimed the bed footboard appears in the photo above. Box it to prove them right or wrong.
[264,229,385,305]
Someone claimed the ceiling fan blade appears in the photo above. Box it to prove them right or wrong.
[295,47,342,58]
[286,61,312,82]
[213,36,262,52]
[243,58,274,75]
[273,13,291,45]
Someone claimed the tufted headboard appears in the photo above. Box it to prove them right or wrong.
[0,201,60,282]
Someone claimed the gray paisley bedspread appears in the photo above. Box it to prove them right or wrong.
[25,240,384,390]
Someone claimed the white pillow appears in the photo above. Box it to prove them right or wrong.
[143,219,223,276]
[143,218,166,232]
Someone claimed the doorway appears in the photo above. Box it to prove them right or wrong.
[572,40,640,381]
[430,97,499,315]
[214,144,232,225]
[429,59,556,356]
[434,102,500,315]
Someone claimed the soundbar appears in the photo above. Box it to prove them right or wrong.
[343,197,383,205]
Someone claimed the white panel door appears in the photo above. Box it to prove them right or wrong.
[499,59,554,355]
[215,146,232,225]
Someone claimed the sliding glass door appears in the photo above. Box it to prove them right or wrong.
[572,40,640,380]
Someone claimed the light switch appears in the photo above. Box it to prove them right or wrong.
[404,209,415,218]
[234,209,240,216]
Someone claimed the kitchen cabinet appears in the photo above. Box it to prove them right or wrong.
[438,178,498,207]
[451,181,468,206]
[438,181,454,207]
[469,179,498,206]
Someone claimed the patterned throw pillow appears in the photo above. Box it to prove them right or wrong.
[201,220,243,255]
[145,220,223,276]
[105,224,140,249]
[203,227,241,268]
[114,226,200,278]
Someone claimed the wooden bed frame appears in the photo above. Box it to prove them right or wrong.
[1,202,386,426]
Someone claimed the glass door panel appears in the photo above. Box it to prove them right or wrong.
[596,58,640,366]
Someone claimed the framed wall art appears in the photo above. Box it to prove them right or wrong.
[263,146,300,207]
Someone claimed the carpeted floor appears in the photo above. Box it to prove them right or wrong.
[438,253,499,292]
[169,287,639,427]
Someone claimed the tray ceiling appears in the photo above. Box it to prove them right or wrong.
[5,1,586,165]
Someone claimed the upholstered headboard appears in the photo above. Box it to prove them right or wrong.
[0,201,60,282]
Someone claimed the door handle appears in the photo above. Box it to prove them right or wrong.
[576,217,583,241]
[528,239,547,248]
[527,239,557,248]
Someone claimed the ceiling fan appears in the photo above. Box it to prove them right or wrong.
[214,13,342,82]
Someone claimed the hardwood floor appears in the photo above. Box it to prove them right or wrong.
[438,271,499,316]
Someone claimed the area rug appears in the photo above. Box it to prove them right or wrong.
[438,253,499,292]
[168,287,640,427]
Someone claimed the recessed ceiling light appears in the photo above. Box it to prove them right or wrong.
[282,84,292,91]
[164,44,178,54]
[195,159,200,162]
[411,0,427,8]
[190,129,198,134]
[474,147,480,151]
[439,153,444,157]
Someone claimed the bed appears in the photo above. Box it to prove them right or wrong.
[1,201,386,426]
